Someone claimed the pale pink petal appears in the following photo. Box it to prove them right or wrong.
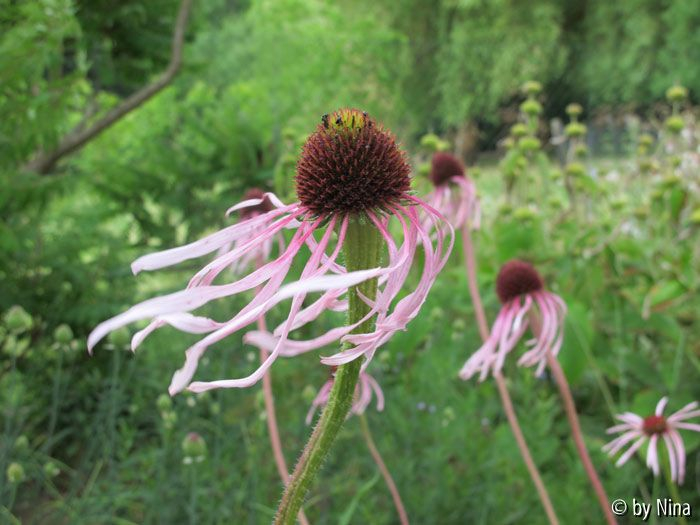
[224,192,290,216]
[663,433,679,483]
[672,422,700,432]
[132,204,298,273]
[603,430,644,455]
[182,249,392,391]
[668,430,686,484]
[616,435,647,466]
[131,313,222,351]
[655,396,669,416]
[646,435,660,476]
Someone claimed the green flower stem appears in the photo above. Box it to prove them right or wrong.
[275,215,382,524]
[662,453,688,525]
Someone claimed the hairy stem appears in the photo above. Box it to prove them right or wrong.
[359,414,409,525]
[275,216,381,524]
[461,224,559,524]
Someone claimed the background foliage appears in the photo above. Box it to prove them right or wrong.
[1,0,699,523]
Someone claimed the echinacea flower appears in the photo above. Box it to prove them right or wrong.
[88,108,452,395]
[424,152,480,230]
[306,369,384,425]
[459,259,566,381]
[604,397,700,484]
[216,188,282,274]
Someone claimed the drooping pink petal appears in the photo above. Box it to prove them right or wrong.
[603,430,644,456]
[131,313,222,351]
[646,435,659,476]
[615,435,647,466]
[180,262,391,392]
[132,203,298,274]
[87,223,308,352]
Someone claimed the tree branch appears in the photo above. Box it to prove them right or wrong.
[23,0,193,175]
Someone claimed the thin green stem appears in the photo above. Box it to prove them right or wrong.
[275,215,382,524]
[662,453,688,525]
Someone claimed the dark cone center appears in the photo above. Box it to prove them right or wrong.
[295,109,411,216]
[642,415,667,436]
[240,188,273,218]
[430,152,465,186]
[496,260,544,303]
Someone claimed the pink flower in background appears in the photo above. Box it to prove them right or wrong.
[604,397,700,484]
[88,109,452,395]
[216,188,283,275]
[424,152,480,230]
[306,369,384,424]
[459,259,566,381]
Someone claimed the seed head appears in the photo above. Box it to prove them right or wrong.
[430,152,465,186]
[240,188,273,219]
[642,415,667,436]
[295,109,411,216]
[496,260,544,303]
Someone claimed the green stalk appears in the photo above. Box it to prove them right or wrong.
[275,215,382,524]
[662,452,688,525]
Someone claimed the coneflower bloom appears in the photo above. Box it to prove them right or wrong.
[604,397,700,484]
[88,108,452,395]
[216,188,283,274]
[459,259,566,381]
[306,369,384,425]
[424,152,480,230]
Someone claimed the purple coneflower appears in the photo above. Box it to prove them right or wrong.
[460,259,567,381]
[216,188,281,274]
[88,108,452,395]
[424,152,480,230]
[306,369,384,425]
[604,397,700,484]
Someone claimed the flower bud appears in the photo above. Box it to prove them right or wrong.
[521,80,542,97]
[5,306,32,333]
[54,324,73,345]
[7,462,25,484]
[639,133,654,147]
[182,432,207,463]
[565,162,586,178]
[665,115,684,134]
[14,435,29,451]
[420,133,441,152]
[511,123,528,138]
[574,144,588,158]
[518,136,541,152]
[513,206,538,221]
[665,85,688,104]
[661,174,681,189]
[43,461,60,478]
[520,99,542,117]
[565,103,583,118]
[565,122,587,138]
[156,393,173,413]
[108,327,130,348]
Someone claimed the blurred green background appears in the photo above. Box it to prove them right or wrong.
[1,0,699,523]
